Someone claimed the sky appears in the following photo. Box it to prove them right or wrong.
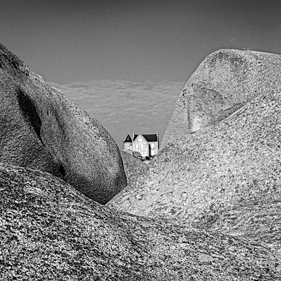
[1,0,281,147]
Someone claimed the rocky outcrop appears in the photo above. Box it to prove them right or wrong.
[0,43,126,204]
[161,49,281,147]
[108,51,281,254]
[2,44,281,279]
[1,163,281,280]
[121,150,149,186]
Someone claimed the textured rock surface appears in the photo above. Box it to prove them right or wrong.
[162,49,281,148]
[108,58,281,250]
[1,163,281,280]
[0,43,126,204]
[121,150,149,187]
[198,197,281,252]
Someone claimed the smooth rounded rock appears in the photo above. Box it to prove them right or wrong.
[162,49,281,147]
[0,43,126,204]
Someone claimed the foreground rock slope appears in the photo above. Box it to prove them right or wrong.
[108,49,281,253]
[0,43,126,204]
[1,163,281,280]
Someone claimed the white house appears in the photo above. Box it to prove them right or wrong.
[123,133,159,158]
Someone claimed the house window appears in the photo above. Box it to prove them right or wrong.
[138,138,142,142]
[136,144,139,149]
[151,143,154,148]
[140,144,143,149]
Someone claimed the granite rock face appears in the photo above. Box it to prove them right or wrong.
[161,49,281,147]
[199,197,281,252]
[0,43,126,204]
[1,163,281,280]
[108,50,281,254]
[121,150,149,187]
[109,89,281,225]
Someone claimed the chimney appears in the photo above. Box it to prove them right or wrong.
[157,131,159,147]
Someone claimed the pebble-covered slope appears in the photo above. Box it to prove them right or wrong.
[161,49,281,148]
[0,43,126,204]
[108,66,281,249]
[1,163,281,280]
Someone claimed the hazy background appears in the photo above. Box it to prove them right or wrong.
[1,0,281,147]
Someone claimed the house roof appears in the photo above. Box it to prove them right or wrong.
[123,134,132,143]
[133,134,158,142]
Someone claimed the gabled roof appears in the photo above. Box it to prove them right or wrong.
[123,134,132,143]
[133,134,158,142]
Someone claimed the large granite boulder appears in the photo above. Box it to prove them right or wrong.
[1,162,280,280]
[0,43,126,204]
[161,49,281,148]
[108,50,281,252]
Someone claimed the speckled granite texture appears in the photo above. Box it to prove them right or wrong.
[0,43,126,204]
[108,51,281,257]
[2,45,281,280]
[109,88,281,225]
[161,49,281,147]
[1,163,281,280]
[121,150,149,187]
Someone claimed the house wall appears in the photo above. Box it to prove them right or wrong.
[123,142,131,150]
[149,141,158,156]
[132,135,149,157]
